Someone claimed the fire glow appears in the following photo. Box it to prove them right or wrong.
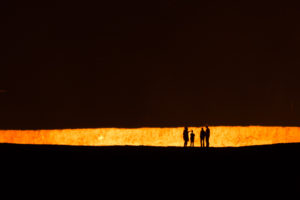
[0,126,300,147]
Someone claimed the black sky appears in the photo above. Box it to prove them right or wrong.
[1,0,300,129]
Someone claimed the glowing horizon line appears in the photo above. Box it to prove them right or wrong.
[0,126,299,147]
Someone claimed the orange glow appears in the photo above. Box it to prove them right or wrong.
[0,126,300,147]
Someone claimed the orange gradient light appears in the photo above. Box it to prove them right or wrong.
[0,126,299,147]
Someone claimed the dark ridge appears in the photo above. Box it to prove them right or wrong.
[2,142,298,196]
[1,142,300,164]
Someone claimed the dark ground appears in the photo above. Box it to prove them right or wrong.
[1,142,299,164]
[1,143,299,197]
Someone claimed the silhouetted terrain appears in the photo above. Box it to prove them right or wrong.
[1,143,299,197]
[2,143,300,170]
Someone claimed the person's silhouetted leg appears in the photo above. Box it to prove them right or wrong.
[206,137,209,148]
[190,131,195,147]
[205,126,210,148]
[190,141,194,147]
[200,128,206,148]
[183,127,189,147]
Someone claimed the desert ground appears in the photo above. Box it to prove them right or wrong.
[1,143,299,197]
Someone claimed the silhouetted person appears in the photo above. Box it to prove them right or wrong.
[190,130,195,147]
[200,128,205,147]
[205,126,210,148]
[183,126,189,147]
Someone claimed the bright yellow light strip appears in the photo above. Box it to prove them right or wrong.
[0,126,299,147]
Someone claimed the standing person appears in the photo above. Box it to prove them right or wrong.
[183,126,189,147]
[190,130,195,147]
[200,128,205,147]
[205,126,210,148]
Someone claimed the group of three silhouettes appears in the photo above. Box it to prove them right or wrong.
[183,126,210,147]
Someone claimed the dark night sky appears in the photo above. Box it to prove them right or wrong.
[1,0,300,129]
